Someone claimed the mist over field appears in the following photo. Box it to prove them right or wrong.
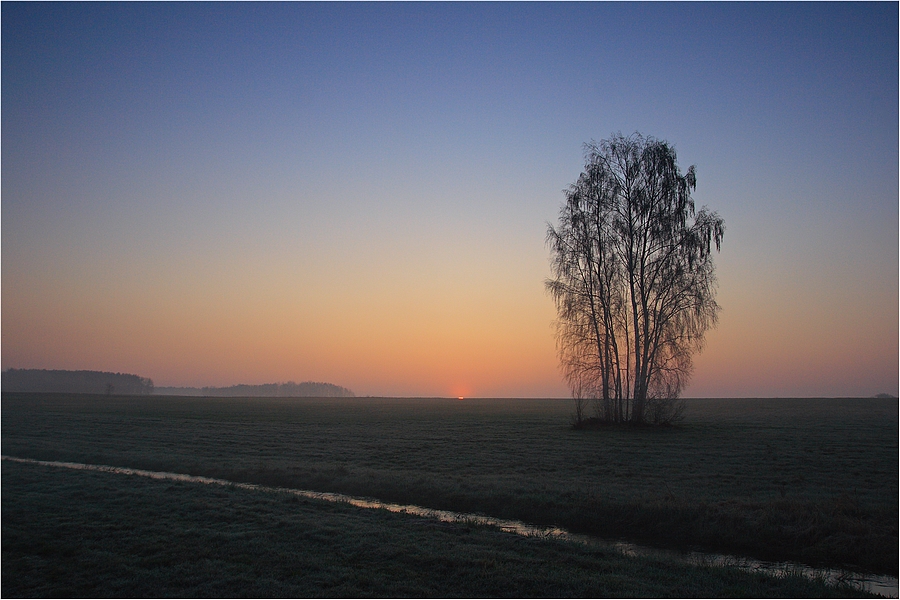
[154,381,355,398]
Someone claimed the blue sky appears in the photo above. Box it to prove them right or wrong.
[3,2,897,397]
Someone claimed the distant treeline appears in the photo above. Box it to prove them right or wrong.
[2,369,154,395]
[154,381,355,398]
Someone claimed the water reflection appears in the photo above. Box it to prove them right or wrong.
[4,455,895,597]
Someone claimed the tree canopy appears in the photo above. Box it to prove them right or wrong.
[547,133,724,425]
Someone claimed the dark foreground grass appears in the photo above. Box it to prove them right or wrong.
[2,460,872,598]
[2,394,896,575]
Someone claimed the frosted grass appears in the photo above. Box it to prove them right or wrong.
[3,455,895,598]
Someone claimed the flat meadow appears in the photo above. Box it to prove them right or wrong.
[2,393,896,596]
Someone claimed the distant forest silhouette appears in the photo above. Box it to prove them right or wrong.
[2,369,354,398]
[3,369,154,395]
[153,381,355,398]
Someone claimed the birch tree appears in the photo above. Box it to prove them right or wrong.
[547,133,724,425]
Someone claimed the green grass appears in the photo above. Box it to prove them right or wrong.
[2,393,896,576]
[2,459,873,598]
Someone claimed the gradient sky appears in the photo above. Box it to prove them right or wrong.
[3,2,897,398]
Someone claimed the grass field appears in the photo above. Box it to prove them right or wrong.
[2,393,896,594]
[4,458,872,598]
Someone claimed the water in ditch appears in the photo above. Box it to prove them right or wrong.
[4,455,895,597]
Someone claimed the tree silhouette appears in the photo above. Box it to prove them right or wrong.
[2,369,154,395]
[547,133,724,425]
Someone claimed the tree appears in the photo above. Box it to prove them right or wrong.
[546,133,724,425]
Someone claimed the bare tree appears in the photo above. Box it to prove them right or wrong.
[547,133,724,425]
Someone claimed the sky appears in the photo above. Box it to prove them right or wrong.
[2,2,897,398]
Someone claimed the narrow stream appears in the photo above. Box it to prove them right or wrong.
[4,455,896,598]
